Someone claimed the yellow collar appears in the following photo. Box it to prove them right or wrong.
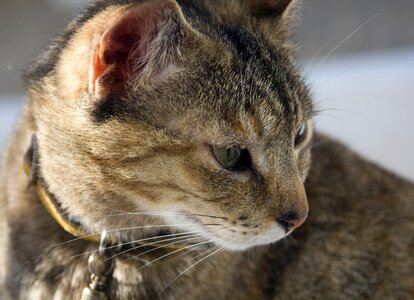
[23,136,102,244]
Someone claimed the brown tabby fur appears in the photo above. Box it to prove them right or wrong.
[1,0,413,299]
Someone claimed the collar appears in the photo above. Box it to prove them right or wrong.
[24,135,103,243]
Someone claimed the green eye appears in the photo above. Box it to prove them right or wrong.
[211,145,250,170]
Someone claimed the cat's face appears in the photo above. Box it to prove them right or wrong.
[30,0,313,251]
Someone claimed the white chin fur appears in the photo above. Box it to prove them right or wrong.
[213,224,287,251]
[162,214,287,251]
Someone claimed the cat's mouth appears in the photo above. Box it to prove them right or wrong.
[160,210,290,251]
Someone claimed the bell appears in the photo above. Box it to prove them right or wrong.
[80,230,115,300]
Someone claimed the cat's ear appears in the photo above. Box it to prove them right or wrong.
[247,0,295,18]
[246,0,297,40]
[89,0,187,97]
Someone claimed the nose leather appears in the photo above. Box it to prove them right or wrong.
[278,210,307,232]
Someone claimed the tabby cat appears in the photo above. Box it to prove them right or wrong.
[0,0,413,299]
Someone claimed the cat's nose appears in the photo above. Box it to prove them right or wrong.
[277,210,307,233]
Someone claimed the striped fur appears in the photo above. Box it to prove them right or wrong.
[1,1,413,299]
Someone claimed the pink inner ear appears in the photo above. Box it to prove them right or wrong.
[90,4,161,96]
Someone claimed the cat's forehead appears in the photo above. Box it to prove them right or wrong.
[140,64,310,145]
[181,43,313,135]
[167,0,314,131]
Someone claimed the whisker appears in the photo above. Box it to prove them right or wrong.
[107,233,202,262]
[312,112,349,122]
[50,223,221,248]
[159,247,195,265]
[189,246,217,262]
[312,9,385,74]
[61,221,235,263]
[313,107,363,117]
[316,93,405,106]
[311,59,376,92]
[158,246,224,296]
[134,239,218,269]
[306,42,329,70]
[59,231,201,262]
[123,236,208,264]
[107,210,228,220]
[158,224,234,265]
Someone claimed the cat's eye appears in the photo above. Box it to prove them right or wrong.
[211,145,251,170]
[294,122,308,146]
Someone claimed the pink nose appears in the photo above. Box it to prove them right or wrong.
[278,211,308,232]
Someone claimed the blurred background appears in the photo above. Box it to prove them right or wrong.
[0,0,413,180]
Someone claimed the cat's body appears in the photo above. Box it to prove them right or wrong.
[1,0,413,299]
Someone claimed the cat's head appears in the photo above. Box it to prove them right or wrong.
[27,0,313,251]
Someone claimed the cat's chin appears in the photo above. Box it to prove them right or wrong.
[211,223,288,251]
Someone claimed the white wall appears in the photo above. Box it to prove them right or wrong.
[304,48,414,181]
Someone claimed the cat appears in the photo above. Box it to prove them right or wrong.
[1,0,413,299]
